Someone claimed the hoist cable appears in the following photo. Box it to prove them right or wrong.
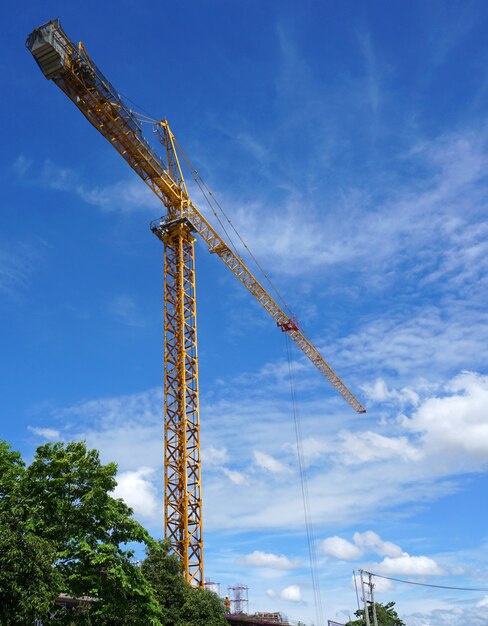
[105,96,293,318]
[173,136,293,318]
[285,334,325,626]
[187,172,243,261]
[150,122,243,260]
[175,138,258,266]
[117,92,160,124]
[135,115,294,319]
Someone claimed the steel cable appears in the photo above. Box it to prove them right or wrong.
[285,334,325,626]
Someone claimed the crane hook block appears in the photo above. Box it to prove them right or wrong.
[277,316,299,333]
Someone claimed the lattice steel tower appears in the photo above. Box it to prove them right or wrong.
[154,124,203,587]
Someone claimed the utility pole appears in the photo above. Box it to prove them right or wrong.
[359,570,379,626]
[359,570,371,626]
[368,572,379,626]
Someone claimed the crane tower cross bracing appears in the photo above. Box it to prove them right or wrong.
[26,19,366,589]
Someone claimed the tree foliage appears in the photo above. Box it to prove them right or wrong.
[142,540,228,626]
[345,601,405,626]
[0,441,61,625]
[0,439,227,625]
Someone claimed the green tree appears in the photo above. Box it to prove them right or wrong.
[0,440,228,625]
[23,441,163,625]
[345,601,405,626]
[0,440,163,625]
[0,441,61,625]
[142,540,227,626]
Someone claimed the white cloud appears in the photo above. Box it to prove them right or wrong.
[53,387,165,479]
[280,584,302,602]
[351,573,394,595]
[113,466,159,519]
[337,305,488,382]
[18,158,162,214]
[202,446,229,466]
[337,431,419,465]
[218,127,488,286]
[370,575,394,594]
[353,531,403,558]
[242,550,299,570]
[253,450,288,474]
[320,536,363,560]
[362,378,419,406]
[376,554,443,576]
[321,531,403,561]
[404,372,488,462]
[221,467,247,485]
[42,367,488,539]
[28,426,61,440]
[78,177,161,212]
[406,605,488,626]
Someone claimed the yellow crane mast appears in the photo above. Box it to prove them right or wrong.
[27,19,366,589]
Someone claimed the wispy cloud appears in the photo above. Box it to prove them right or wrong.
[0,243,39,300]
[13,155,161,214]
[253,450,289,474]
[28,426,61,440]
[13,154,33,176]
[333,303,488,385]
[356,28,381,113]
[108,295,146,327]
[33,367,488,539]
[426,1,480,66]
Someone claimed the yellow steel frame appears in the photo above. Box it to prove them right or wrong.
[27,19,366,589]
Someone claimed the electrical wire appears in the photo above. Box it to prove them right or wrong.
[366,571,488,592]
[285,334,324,626]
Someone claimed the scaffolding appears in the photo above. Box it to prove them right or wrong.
[228,584,249,615]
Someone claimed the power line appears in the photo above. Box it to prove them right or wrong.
[365,571,488,592]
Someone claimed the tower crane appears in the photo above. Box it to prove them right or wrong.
[27,19,366,589]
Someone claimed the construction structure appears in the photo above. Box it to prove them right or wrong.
[26,19,366,590]
[228,584,250,615]
[204,579,221,596]
[226,614,291,626]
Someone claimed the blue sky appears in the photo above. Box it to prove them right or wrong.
[3,1,488,624]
